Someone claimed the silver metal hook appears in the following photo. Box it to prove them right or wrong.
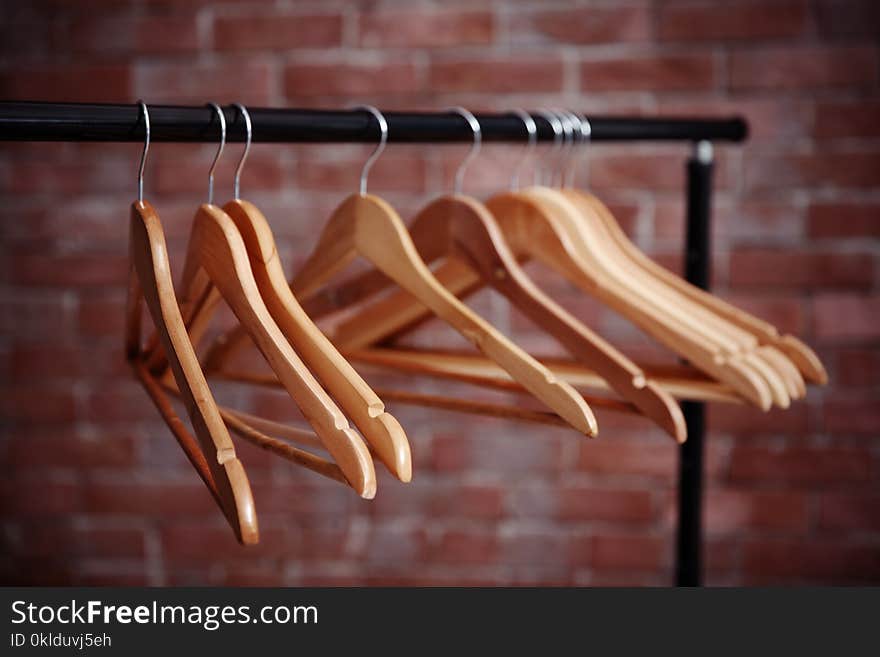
[559,110,583,188]
[352,105,387,196]
[509,109,537,191]
[570,111,591,189]
[554,110,575,188]
[535,109,562,187]
[206,103,226,205]
[137,100,150,203]
[447,107,481,195]
[231,103,252,201]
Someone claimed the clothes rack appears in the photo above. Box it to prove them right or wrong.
[0,100,748,586]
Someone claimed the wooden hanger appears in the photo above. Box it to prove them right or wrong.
[125,103,257,544]
[128,200,259,544]
[327,109,685,442]
[538,185,792,409]
[571,188,826,385]
[152,104,376,498]
[345,347,743,405]
[289,107,597,437]
[186,105,411,483]
[554,112,812,394]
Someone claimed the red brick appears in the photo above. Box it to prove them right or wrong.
[366,525,427,565]
[707,402,810,436]
[729,249,875,290]
[293,151,427,193]
[214,12,342,51]
[431,529,498,565]
[813,294,880,342]
[807,202,880,239]
[580,53,716,92]
[10,343,83,380]
[284,59,421,99]
[659,1,809,42]
[6,429,135,468]
[590,534,667,571]
[7,525,145,559]
[510,5,650,45]
[729,45,878,91]
[84,480,218,517]
[136,61,272,104]
[745,151,880,190]
[162,523,286,559]
[77,291,128,338]
[576,441,676,479]
[0,386,77,423]
[0,479,82,517]
[0,291,74,341]
[815,100,880,139]
[501,530,568,566]
[0,65,131,102]
[429,484,505,520]
[718,293,806,335]
[7,253,128,288]
[822,395,880,435]
[729,447,872,485]
[4,158,131,196]
[814,0,880,38]
[153,151,285,196]
[83,383,164,422]
[431,432,564,474]
[430,55,564,93]
[359,9,493,48]
[835,348,880,387]
[591,153,684,191]
[706,490,809,535]
[559,487,656,523]
[818,494,880,532]
[71,14,201,55]
[743,539,880,582]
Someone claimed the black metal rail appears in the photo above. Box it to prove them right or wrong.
[0,100,746,587]
[0,101,748,144]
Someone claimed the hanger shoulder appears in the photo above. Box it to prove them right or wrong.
[487,191,773,410]
[338,193,598,436]
[289,196,360,300]
[221,199,411,483]
[582,190,827,384]
[127,201,258,544]
[424,194,688,442]
[184,203,376,498]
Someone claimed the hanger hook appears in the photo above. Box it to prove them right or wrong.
[559,110,583,188]
[136,100,150,204]
[571,110,591,189]
[352,105,387,196]
[206,102,226,205]
[535,109,563,187]
[447,107,482,195]
[231,103,252,201]
[509,109,537,191]
[553,109,575,188]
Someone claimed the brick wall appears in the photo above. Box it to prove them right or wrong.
[1,0,878,585]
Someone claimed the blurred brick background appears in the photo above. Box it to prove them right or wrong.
[1,0,878,586]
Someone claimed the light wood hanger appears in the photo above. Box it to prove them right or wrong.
[188,104,411,483]
[155,104,376,498]
[345,347,743,405]
[289,106,597,437]
[564,155,826,385]
[311,113,774,410]
[549,111,804,399]
[328,109,685,442]
[124,103,257,544]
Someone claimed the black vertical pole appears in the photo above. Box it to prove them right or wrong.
[676,141,714,586]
